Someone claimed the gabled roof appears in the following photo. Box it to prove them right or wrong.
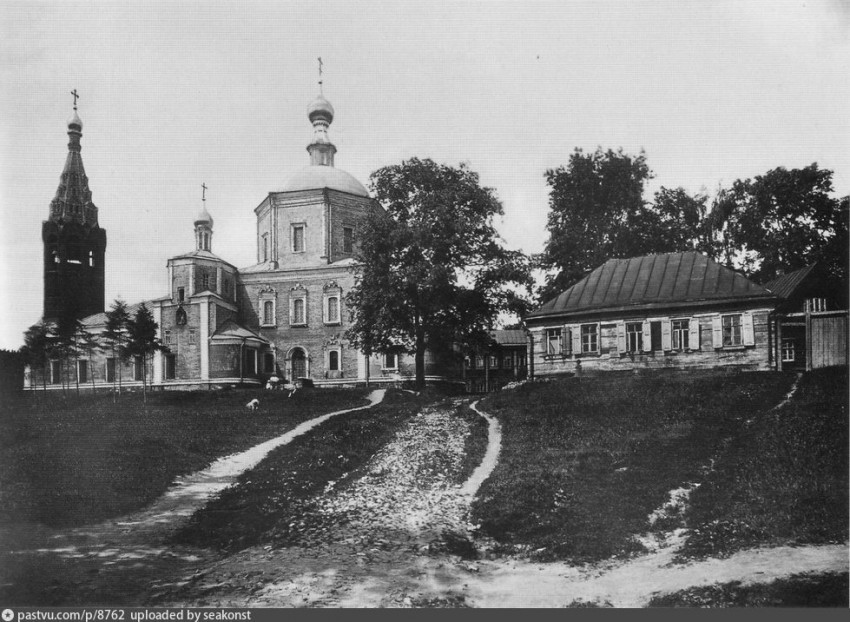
[762,264,816,300]
[528,252,774,320]
[489,329,527,346]
[169,249,235,268]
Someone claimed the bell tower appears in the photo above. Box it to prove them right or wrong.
[42,92,107,324]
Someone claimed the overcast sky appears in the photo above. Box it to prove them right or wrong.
[1,0,848,349]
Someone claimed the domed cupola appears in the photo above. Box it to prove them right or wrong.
[307,94,334,126]
[195,183,213,252]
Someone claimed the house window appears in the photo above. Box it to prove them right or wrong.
[262,300,275,326]
[546,328,562,355]
[489,355,499,369]
[581,324,599,353]
[291,298,306,325]
[106,357,116,383]
[133,356,143,381]
[50,360,61,384]
[188,329,196,344]
[164,329,172,345]
[503,352,514,369]
[292,225,305,253]
[325,295,340,324]
[178,287,185,302]
[343,227,354,253]
[626,322,643,352]
[650,321,663,351]
[781,338,796,362]
[383,352,398,370]
[77,360,88,384]
[88,250,94,267]
[164,354,176,380]
[262,233,269,262]
[328,350,340,371]
[722,314,742,347]
[672,319,690,350]
[264,352,275,373]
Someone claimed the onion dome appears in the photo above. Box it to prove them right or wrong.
[67,110,83,130]
[307,94,334,124]
[194,203,213,227]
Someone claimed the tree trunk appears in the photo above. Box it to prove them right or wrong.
[415,329,426,390]
[142,351,147,404]
[117,338,122,396]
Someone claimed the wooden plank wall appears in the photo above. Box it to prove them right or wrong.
[812,314,848,369]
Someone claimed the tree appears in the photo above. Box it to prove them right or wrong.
[125,303,165,402]
[104,299,131,396]
[74,320,102,394]
[346,158,533,388]
[22,321,53,393]
[540,148,715,302]
[707,164,848,284]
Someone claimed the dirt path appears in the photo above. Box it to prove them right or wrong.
[1,390,386,605]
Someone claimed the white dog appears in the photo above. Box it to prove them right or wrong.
[246,398,259,410]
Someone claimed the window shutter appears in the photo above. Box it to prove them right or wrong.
[661,319,672,351]
[689,318,700,350]
[712,316,723,348]
[616,321,626,353]
[571,326,581,355]
[562,327,571,355]
[642,321,652,352]
[742,312,755,346]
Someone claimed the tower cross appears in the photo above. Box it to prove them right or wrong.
[318,57,323,93]
[201,182,208,202]
[71,89,79,110]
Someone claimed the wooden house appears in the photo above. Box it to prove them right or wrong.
[525,252,779,376]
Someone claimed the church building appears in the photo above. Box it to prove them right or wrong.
[29,89,444,390]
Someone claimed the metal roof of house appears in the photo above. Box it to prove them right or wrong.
[489,329,527,346]
[528,252,774,320]
[81,300,154,327]
[762,264,816,300]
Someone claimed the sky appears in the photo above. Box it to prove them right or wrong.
[1,0,848,350]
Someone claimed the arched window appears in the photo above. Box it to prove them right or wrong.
[176,307,187,326]
[263,300,274,325]
[326,296,339,323]
[292,298,305,325]
[328,350,340,371]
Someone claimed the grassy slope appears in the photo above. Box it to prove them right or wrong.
[678,368,849,559]
[172,390,428,552]
[0,388,369,529]
[471,371,797,562]
[648,572,849,607]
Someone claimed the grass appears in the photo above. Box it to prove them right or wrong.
[647,572,849,607]
[0,387,369,531]
[172,390,430,552]
[677,368,849,560]
[470,371,797,563]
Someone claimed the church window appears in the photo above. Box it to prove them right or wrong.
[176,307,187,326]
[88,250,94,267]
[133,356,143,381]
[328,349,340,372]
[343,227,354,253]
[382,352,398,370]
[202,274,210,290]
[164,354,176,380]
[292,225,305,253]
[106,358,116,383]
[264,352,275,374]
[262,234,269,262]
[188,329,196,345]
[324,295,340,324]
[164,330,172,345]
[50,360,62,384]
[77,360,88,384]
[261,300,276,327]
[291,298,306,325]
[177,287,185,303]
